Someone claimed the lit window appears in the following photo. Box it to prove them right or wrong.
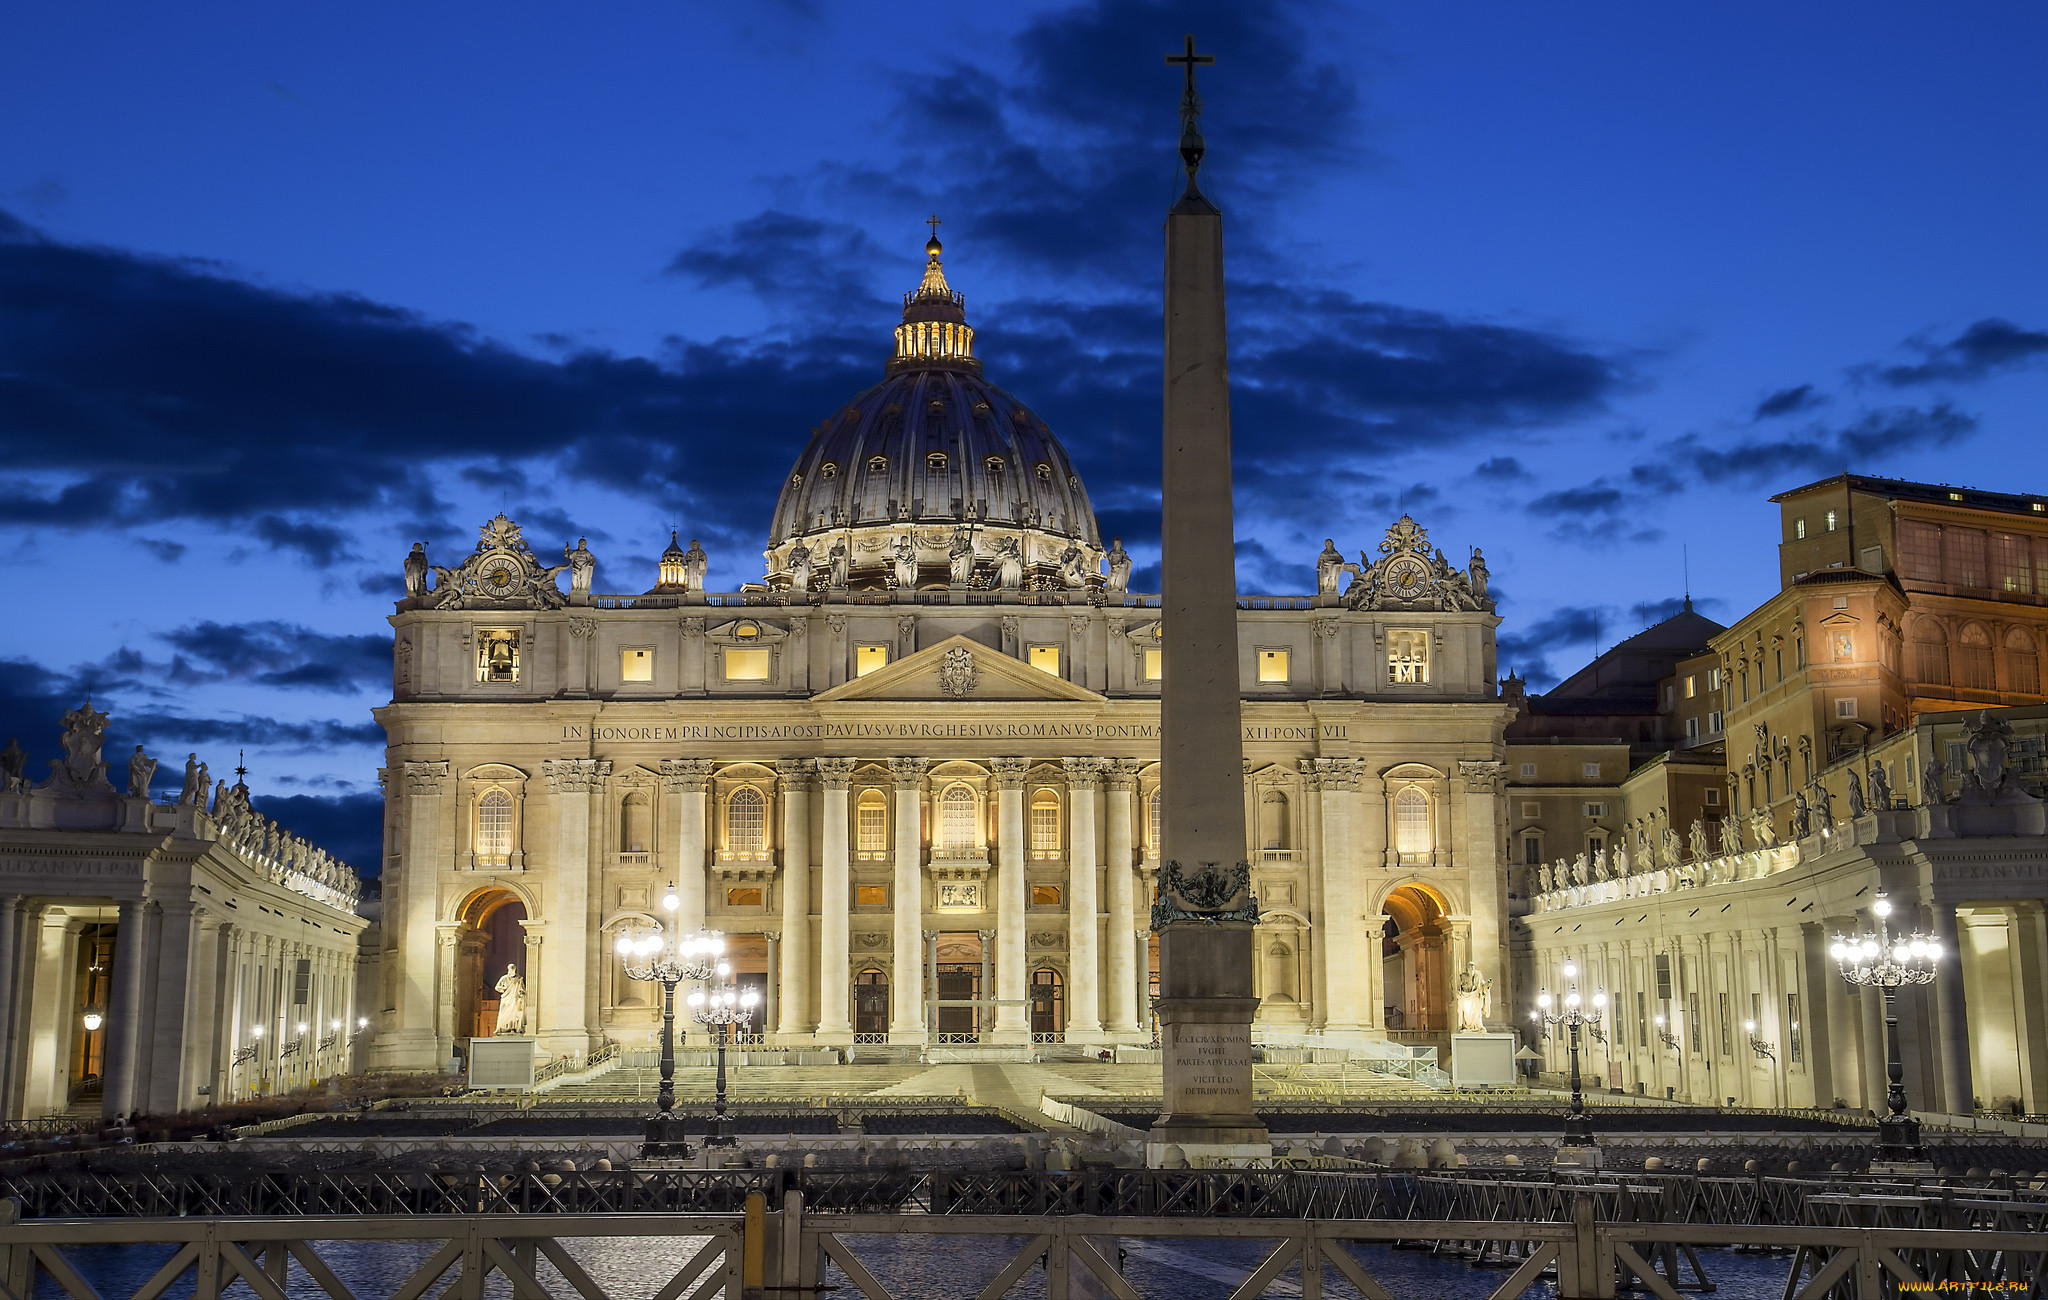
[1147,791,1161,858]
[1387,631,1428,684]
[723,648,771,681]
[855,645,890,677]
[1825,509,1838,532]
[1028,646,1061,675]
[856,884,888,907]
[726,788,766,856]
[939,785,977,855]
[1523,835,1541,865]
[1394,788,1431,860]
[1030,789,1060,858]
[1794,518,1807,540]
[477,629,520,684]
[726,887,762,907]
[621,648,653,682]
[734,622,759,640]
[1031,885,1063,906]
[856,790,887,859]
[476,790,512,865]
[1142,648,1163,681]
[1684,675,1696,698]
[1257,649,1290,683]
[819,462,838,480]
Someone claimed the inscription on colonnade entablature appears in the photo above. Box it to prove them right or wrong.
[561,721,1349,744]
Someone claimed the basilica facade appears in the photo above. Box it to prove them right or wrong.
[370,237,1513,1071]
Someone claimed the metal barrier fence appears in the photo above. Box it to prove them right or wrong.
[3,1190,2047,1299]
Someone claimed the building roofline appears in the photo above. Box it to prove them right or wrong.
[1769,472,2048,518]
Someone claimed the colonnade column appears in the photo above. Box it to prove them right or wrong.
[0,896,19,1117]
[1314,759,1362,1036]
[541,758,605,1059]
[1458,760,1508,1023]
[395,760,449,1067]
[1300,768,1327,1030]
[814,759,856,1042]
[662,760,715,938]
[102,897,150,1119]
[992,758,1030,1045]
[1797,923,1836,1110]
[888,757,926,1042]
[145,896,199,1114]
[1929,903,1974,1114]
[1103,760,1140,1036]
[1063,758,1103,1041]
[776,759,813,1039]
[2009,903,2048,1114]
[23,913,75,1117]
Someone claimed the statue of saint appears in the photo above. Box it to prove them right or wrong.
[1811,783,1834,829]
[1869,762,1891,810]
[892,535,919,589]
[682,539,709,592]
[789,541,814,593]
[1058,542,1089,589]
[1845,769,1866,816]
[179,754,205,806]
[1453,963,1492,1033]
[1106,538,1132,594]
[1962,710,2021,800]
[1791,791,1811,838]
[404,543,429,600]
[1467,548,1490,601]
[1922,756,1946,806]
[1316,539,1345,594]
[996,537,1024,590]
[494,964,528,1035]
[827,538,850,589]
[563,538,596,596]
[126,746,157,799]
[947,526,976,587]
[1688,819,1709,861]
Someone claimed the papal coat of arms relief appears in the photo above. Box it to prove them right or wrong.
[936,645,979,698]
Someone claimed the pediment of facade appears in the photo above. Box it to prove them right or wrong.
[810,634,1104,704]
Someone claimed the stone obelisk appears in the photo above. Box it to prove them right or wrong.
[1148,36,1269,1163]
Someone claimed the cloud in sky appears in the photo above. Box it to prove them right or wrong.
[1869,318,2048,387]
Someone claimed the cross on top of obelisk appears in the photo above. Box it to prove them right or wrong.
[925,214,941,238]
[1165,34,1215,189]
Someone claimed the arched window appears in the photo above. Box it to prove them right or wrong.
[1258,790,1290,851]
[620,791,652,854]
[867,455,888,474]
[1030,789,1061,859]
[856,789,887,859]
[939,784,977,855]
[1956,622,1995,691]
[1394,787,1431,862]
[1913,622,1949,686]
[985,455,1005,482]
[1147,790,1162,859]
[819,462,838,480]
[2007,627,2040,695]
[726,787,766,857]
[853,969,889,1038]
[476,790,512,866]
[926,452,948,475]
[1035,462,1053,483]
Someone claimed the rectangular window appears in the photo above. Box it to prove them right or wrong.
[1523,835,1542,865]
[726,887,763,907]
[723,647,772,681]
[1028,645,1062,675]
[1142,648,1163,681]
[293,959,311,1007]
[1794,517,1807,540]
[1583,802,1606,817]
[1637,991,1648,1048]
[1832,697,1857,719]
[1786,993,1803,1064]
[1257,649,1291,683]
[1705,787,1720,806]
[1582,762,1600,779]
[1708,667,1722,691]
[477,629,520,684]
[1945,527,1989,588]
[1898,519,1942,581]
[1688,991,1701,1054]
[620,648,653,682]
[1719,993,1732,1057]
[1684,716,1699,740]
[1684,676,1696,699]
[1708,710,1723,732]
[1387,630,1429,684]
[1655,955,1672,1002]
[1775,649,1783,682]
[855,645,891,677]
[1994,534,2035,594]
[1031,885,1062,906]
[855,884,888,907]
[1824,509,1838,532]
[856,797,887,858]
[1520,801,1542,818]
[1519,763,1538,778]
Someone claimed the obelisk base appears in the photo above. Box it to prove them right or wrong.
[1148,979,1268,1166]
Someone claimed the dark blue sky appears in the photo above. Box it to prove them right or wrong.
[3,1,2045,870]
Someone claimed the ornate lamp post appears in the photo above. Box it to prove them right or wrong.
[617,889,726,1157]
[1831,892,1939,1165]
[688,974,760,1148]
[1653,1013,1681,1051]
[1532,961,1607,1145]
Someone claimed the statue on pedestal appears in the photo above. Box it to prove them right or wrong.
[947,526,976,587]
[563,538,596,597]
[1316,539,1345,594]
[1845,769,1866,816]
[995,537,1024,590]
[1106,538,1132,594]
[827,538,850,589]
[891,535,918,589]
[1688,819,1709,862]
[494,964,528,1035]
[1454,963,1493,1033]
[1058,542,1089,589]
[788,541,814,594]
[1869,762,1892,810]
[403,543,429,600]
[1791,791,1811,838]
[682,539,709,592]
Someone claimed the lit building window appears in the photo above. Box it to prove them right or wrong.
[1794,517,1806,540]
[856,884,888,907]
[1394,788,1431,861]
[1387,631,1428,684]
[1031,885,1062,906]
[726,887,762,907]
[476,790,512,865]
[1030,789,1060,858]
[856,790,887,859]
[855,645,890,677]
[1143,648,1163,681]
[939,785,977,855]
[1257,649,1290,683]
[1824,509,1838,532]
[621,648,653,682]
[726,787,766,857]
[1147,791,1162,859]
[723,648,771,681]
[1028,646,1062,675]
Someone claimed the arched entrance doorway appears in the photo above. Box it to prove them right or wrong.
[1381,883,1451,1040]
[456,889,528,1041]
[853,969,889,1040]
[1030,968,1064,1041]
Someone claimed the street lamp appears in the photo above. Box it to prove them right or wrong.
[1742,1019,1776,1061]
[1653,1013,1681,1051]
[688,974,760,1148]
[1831,892,1939,1164]
[617,908,727,1157]
[1533,961,1606,1145]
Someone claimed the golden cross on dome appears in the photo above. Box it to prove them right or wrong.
[926,214,942,238]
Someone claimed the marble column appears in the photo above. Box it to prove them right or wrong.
[1458,760,1508,1022]
[663,760,715,939]
[1063,758,1104,1040]
[888,757,926,1041]
[435,926,460,1051]
[145,897,199,1114]
[0,896,19,1116]
[1103,760,1140,1036]
[1929,904,1974,1114]
[395,760,449,1067]
[520,921,544,1041]
[814,759,857,1041]
[776,759,813,1038]
[23,914,76,1117]
[923,929,939,1034]
[1313,759,1363,1036]
[102,897,150,1118]
[2009,903,2048,1114]
[978,930,996,1040]
[1300,767,1327,1029]
[763,931,781,1039]
[541,758,605,1058]
[1797,923,1836,1110]
[992,758,1030,1045]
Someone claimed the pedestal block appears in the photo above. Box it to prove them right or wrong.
[1451,1032,1518,1087]
[467,1036,536,1089]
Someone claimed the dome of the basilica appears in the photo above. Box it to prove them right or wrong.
[764,231,1103,591]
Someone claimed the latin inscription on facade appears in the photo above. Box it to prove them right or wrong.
[562,722,1346,743]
